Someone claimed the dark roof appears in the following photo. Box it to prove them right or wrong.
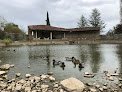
[28,25,100,32]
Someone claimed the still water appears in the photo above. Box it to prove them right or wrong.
[0,44,122,86]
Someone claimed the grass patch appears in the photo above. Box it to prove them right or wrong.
[0,38,13,43]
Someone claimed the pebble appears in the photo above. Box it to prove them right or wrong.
[109,76,114,81]
[99,88,103,91]
[103,86,107,90]
[26,74,31,78]
[47,72,53,75]
[16,73,21,77]
[90,88,97,92]
[95,85,100,88]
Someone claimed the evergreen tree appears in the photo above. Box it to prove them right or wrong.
[46,11,50,26]
[89,8,105,30]
[77,15,88,28]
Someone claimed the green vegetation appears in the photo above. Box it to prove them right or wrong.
[77,8,106,31]
[0,38,12,43]
[107,24,121,35]
[0,16,26,41]
[4,23,24,33]
[77,15,88,28]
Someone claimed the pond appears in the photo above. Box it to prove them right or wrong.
[0,44,122,87]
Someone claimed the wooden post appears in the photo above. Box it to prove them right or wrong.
[36,31,37,39]
[64,32,65,39]
[50,32,52,40]
[28,30,32,40]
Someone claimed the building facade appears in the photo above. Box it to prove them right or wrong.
[28,25,100,40]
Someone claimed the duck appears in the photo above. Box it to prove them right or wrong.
[42,56,49,60]
[72,57,80,64]
[78,63,84,68]
[65,57,72,61]
[60,62,65,67]
[53,60,61,65]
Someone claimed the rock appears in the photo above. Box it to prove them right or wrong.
[29,77,35,83]
[0,71,7,75]
[118,84,122,88]
[103,84,107,86]
[103,71,108,74]
[49,76,55,82]
[28,66,30,68]
[84,72,90,75]
[109,76,114,81]
[119,78,122,81]
[114,88,119,91]
[26,74,31,78]
[25,87,31,92]
[0,78,3,81]
[0,83,7,88]
[95,85,100,88]
[7,85,12,90]
[11,79,16,82]
[33,76,40,82]
[103,86,107,90]
[60,89,64,92]
[15,84,22,91]
[47,72,53,75]
[10,64,14,68]
[54,84,59,88]
[90,88,97,92]
[32,90,37,92]
[110,73,119,76]
[0,64,11,70]
[41,74,49,79]
[16,73,21,77]
[84,74,94,78]
[106,73,110,77]
[3,75,8,79]
[41,85,49,89]
[60,77,85,92]
[18,79,26,84]
[99,88,103,91]
[86,83,93,86]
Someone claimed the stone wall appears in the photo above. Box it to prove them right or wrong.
[4,32,27,41]
[100,34,122,40]
[52,30,100,40]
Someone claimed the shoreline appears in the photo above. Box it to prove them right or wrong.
[0,63,122,92]
[0,40,122,47]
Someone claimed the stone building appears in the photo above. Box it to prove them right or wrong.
[28,25,100,40]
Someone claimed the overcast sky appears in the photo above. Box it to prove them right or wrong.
[0,0,120,34]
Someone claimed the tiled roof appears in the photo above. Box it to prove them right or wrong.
[28,25,100,32]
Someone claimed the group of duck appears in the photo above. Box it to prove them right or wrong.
[52,57,84,69]
[72,57,84,68]
[52,60,65,67]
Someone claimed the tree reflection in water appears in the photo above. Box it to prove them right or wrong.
[116,44,122,78]
[89,45,102,73]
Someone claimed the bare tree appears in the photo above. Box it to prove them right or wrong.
[0,16,7,31]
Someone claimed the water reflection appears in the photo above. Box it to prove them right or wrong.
[116,45,122,76]
[0,44,121,84]
[89,45,101,73]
